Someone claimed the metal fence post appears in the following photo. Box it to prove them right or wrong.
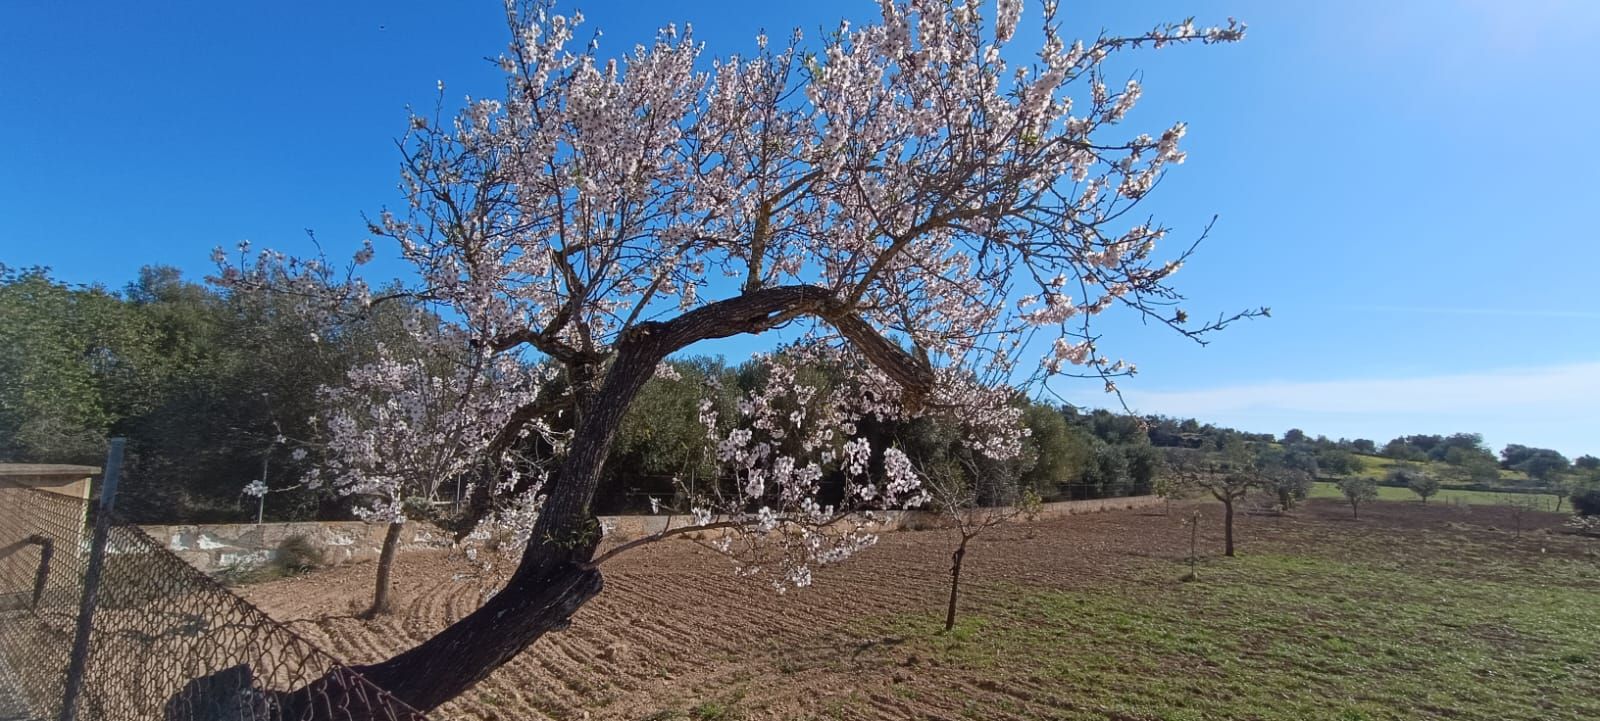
[57,437,124,721]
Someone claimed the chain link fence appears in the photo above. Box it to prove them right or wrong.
[0,465,429,721]
[0,484,86,719]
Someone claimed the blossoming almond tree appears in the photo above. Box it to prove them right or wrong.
[217,0,1259,714]
[592,344,1025,592]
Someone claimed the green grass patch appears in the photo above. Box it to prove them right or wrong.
[1309,481,1562,509]
[865,551,1600,720]
[1348,453,1531,484]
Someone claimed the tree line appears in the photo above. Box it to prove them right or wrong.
[0,264,456,521]
[1,265,1160,523]
[4,264,1595,525]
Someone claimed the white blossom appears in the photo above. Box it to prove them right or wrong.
[213,0,1250,593]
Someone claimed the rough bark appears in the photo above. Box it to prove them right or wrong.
[347,553,602,713]
[1187,515,1200,579]
[1223,499,1235,557]
[362,522,404,619]
[944,540,968,632]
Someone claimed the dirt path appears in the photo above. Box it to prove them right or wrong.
[241,500,1585,720]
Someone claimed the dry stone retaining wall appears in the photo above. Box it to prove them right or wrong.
[145,495,1162,573]
[140,521,454,573]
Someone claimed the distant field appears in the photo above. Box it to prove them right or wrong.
[869,508,1597,721]
[1310,480,1564,510]
[1348,453,1531,483]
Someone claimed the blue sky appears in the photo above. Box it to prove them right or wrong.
[2,1,1596,457]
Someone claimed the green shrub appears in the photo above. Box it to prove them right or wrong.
[1338,477,1380,519]
[274,535,324,575]
[901,513,942,532]
[1401,472,1441,503]
[1572,488,1600,517]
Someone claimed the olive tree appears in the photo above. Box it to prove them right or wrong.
[1339,476,1379,519]
[1256,443,1317,512]
[1169,439,1263,557]
[1392,466,1439,503]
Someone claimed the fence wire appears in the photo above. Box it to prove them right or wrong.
[0,483,429,721]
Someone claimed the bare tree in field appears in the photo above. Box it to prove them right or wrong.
[1180,508,1204,581]
[1154,450,1196,516]
[921,457,1040,632]
[1546,477,1571,513]
[1503,493,1543,537]
[218,0,1255,714]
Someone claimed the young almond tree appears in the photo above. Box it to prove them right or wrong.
[217,1,1255,714]
[1180,507,1204,581]
[920,455,1040,632]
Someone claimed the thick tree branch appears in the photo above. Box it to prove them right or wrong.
[529,284,936,549]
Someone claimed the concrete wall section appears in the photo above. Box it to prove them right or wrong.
[0,465,99,605]
[0,463,97,501]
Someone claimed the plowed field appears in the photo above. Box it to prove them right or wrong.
[243,500,1600,721]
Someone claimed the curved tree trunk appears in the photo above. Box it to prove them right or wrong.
[344,337,666,713]
[348,556,602,712]
[944,539,968,632]
[274,560,603,720]
[362,522,404,619]
[259,287,937,718]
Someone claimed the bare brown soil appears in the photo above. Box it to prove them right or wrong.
[241,500,1589,721]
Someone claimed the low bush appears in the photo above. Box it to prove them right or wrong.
[1572,488,1600,517]
[900,513,942,532]
[275,534,324,575]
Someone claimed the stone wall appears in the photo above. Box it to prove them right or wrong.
[144,495,1162,574]
[864,494,1162,533]
[597,494,1163,541]
[140,521,455,573]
